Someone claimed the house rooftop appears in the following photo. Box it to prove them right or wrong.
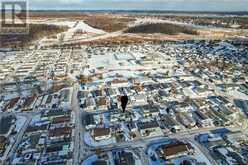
[52,116,71,124]
[137,121,159,130]
[93,128,110,137]
[161,142,193,159]
[49,127,72,137]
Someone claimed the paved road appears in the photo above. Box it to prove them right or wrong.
[72,83,81,165]
[1,113,32,165]
[187,138,218,165]
[84,126,236,164]
[72,83,92,164]
[90,126,234,150]
[71,47,93,165]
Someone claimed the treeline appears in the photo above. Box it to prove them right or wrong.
[82,15,135,32]
[160,16,248,29]
[191,17,248,29]
[0,24,67,48]
[125,23,198,35]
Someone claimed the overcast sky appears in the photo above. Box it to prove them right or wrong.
[29,0,248,11]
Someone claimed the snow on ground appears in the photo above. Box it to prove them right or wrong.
[15,115,27,131]
[88,53,121,70]
[188,141,212,165]
[228,90,248,100]
[84,132,116,147]
[69,21,105,34]
[103,113,110,127]
[42,20,106,35]
[81,154,98,165]
[183,87,196,98]
[40,20,76,28]
[104,70,138,79]
[35,19,106,44]
[146,140,172,165]
[89,53,154,79]
[129,150,143,165]
[107,152,115,165]
[146,139,212,165]
[172,156,195,165]
[216,147,237,164]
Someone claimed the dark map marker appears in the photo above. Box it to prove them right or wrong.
[120,96,129,113]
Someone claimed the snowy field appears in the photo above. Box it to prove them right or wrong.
[35,20,105,34]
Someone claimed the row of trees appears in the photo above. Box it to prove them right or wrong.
[125,23,198,35]
[1,24,67,48]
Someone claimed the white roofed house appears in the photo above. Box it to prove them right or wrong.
[193,109,214,127]
[131,94,147,106]
[110,109,134,123]
[191,85,213,98]
[141,105,160,118]
[176,112,196,129]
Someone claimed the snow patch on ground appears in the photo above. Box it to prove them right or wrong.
[188,141,212,165]
[84,132,116,147]
[147,140,172,165]
[81,154,98,165]
[69,21,106,34]
[15,115,27,131]
[228,90,248,100]
[42,20,106,34]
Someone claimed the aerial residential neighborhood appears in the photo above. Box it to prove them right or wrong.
[1,0,248,165]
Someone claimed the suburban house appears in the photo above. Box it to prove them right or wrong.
[92,128,111,141]
[158,142,194,160]
[137,121,162,137]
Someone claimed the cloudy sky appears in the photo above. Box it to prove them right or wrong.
[29,0,248,11]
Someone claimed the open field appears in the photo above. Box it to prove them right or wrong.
[1,11,248,48]
[29,12,135,32]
